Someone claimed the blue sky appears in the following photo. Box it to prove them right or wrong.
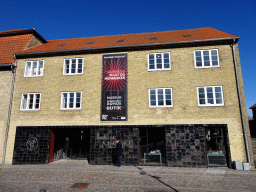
[1,0,255,116]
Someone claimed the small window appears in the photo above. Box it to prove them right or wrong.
[24,61,44,77]
[149,88,173,107]
[61,91,82,110]
[194,49,219,68]
[20,93,41,110]
[148,52,171,71]
[197,86,224,106]
[63,58,84,75]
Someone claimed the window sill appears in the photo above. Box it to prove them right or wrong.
[63,73,83,76]
[20,109,40,111]
[149,106,173,108]
[60,108,81,110]
[198,104,224,107]
[24,75,43,77]
[195,66,220,69]
[148,69,171,72]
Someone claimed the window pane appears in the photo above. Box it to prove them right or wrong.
[158,89,164,105]
[195,51,201,57]
[76,92,81,108]
[215,87,221,93]
[156,54,162,69]
[65,60,70,74]
[211,50,217,56]
[207,87,213,104]
[149,54,154,60]
[150,89,156,106]
[32,62,37,75]
[35,94,40,109]
[164,53,169,69]
[216,99,223,104]
[71,59,76,73]
[198,88,205,94]
[38,61,43,75]
[69,93,74,108]
[199,99,205,104]
[212,61,218,66]
[63,93,68,108]
[28,94,34,109]
[26,62,31,76]
[22,94,28,109]
[165,89,172,106]
[78,59,83,73]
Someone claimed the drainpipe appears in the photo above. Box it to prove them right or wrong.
[1,56,17,165]
[231,39,251,169]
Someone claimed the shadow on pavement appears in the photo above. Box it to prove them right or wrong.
[135,166,179,192]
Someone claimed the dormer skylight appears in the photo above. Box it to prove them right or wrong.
[117,39,124,42]
[87,42,94,44]
[57,44,66,46]
[150,37,157,40]
[183,34,191,37]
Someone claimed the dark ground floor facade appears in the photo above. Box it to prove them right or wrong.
[12,124,232,168]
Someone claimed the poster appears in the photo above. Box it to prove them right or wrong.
[101,53,127,121]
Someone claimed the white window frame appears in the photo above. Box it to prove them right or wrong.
[148,52,171,71]
[194,49,220,68]
[20,93,41,111]
[63,58,84,75]
[148,88,173,108]
[197,86,224,106]
[24,60,44,77]
[60,91,82,110]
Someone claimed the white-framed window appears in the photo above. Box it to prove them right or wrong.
[194,49,219,68]
[197,86,224,106]
[149,88,173,107]
[61,91,82,110]
[24,60,44,77]
[63,58,84,75]
[148,52,171,71]
[20,93,41,110]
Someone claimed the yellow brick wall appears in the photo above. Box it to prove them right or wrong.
[0,70,13,164]
[4,43,254,167]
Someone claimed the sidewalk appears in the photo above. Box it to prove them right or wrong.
[1,159,256,192]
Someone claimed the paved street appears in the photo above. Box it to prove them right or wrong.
[0,159,256,192]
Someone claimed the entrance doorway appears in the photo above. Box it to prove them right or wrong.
[139,127,166,166]
[51,128,90,161]
[205,126,229,167]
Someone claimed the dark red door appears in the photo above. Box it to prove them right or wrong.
[48,130,55,163]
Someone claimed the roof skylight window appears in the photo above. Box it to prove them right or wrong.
[117,39,124,42]
[150,37,157,40]
[57,44,66,46]
[87,42,94,44]
[183,34,191,37]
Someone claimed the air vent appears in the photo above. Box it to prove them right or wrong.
[87,42,94,44]
[183,34,191,37]
[57,44,66,46]
[150,37,157,40]
[117,39,124,42]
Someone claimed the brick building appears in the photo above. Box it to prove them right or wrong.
[0,29,46,165]
[3,27,255,169]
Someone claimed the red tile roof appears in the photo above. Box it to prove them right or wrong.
[0,33,33,64]
[17,27,238,55]
[250,104,256,109]
[0,29,46,65]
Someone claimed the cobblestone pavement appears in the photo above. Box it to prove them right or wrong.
[0,159,256,192]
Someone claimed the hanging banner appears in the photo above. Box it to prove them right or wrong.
[101,53,127,121]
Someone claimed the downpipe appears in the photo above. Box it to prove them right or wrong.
[231,39,251,169]
[1,56,17,165]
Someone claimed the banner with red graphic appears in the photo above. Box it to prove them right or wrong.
[101,53,127,121]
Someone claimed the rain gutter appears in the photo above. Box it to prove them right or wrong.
[1,58,16,165]
[231,38,251,169]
